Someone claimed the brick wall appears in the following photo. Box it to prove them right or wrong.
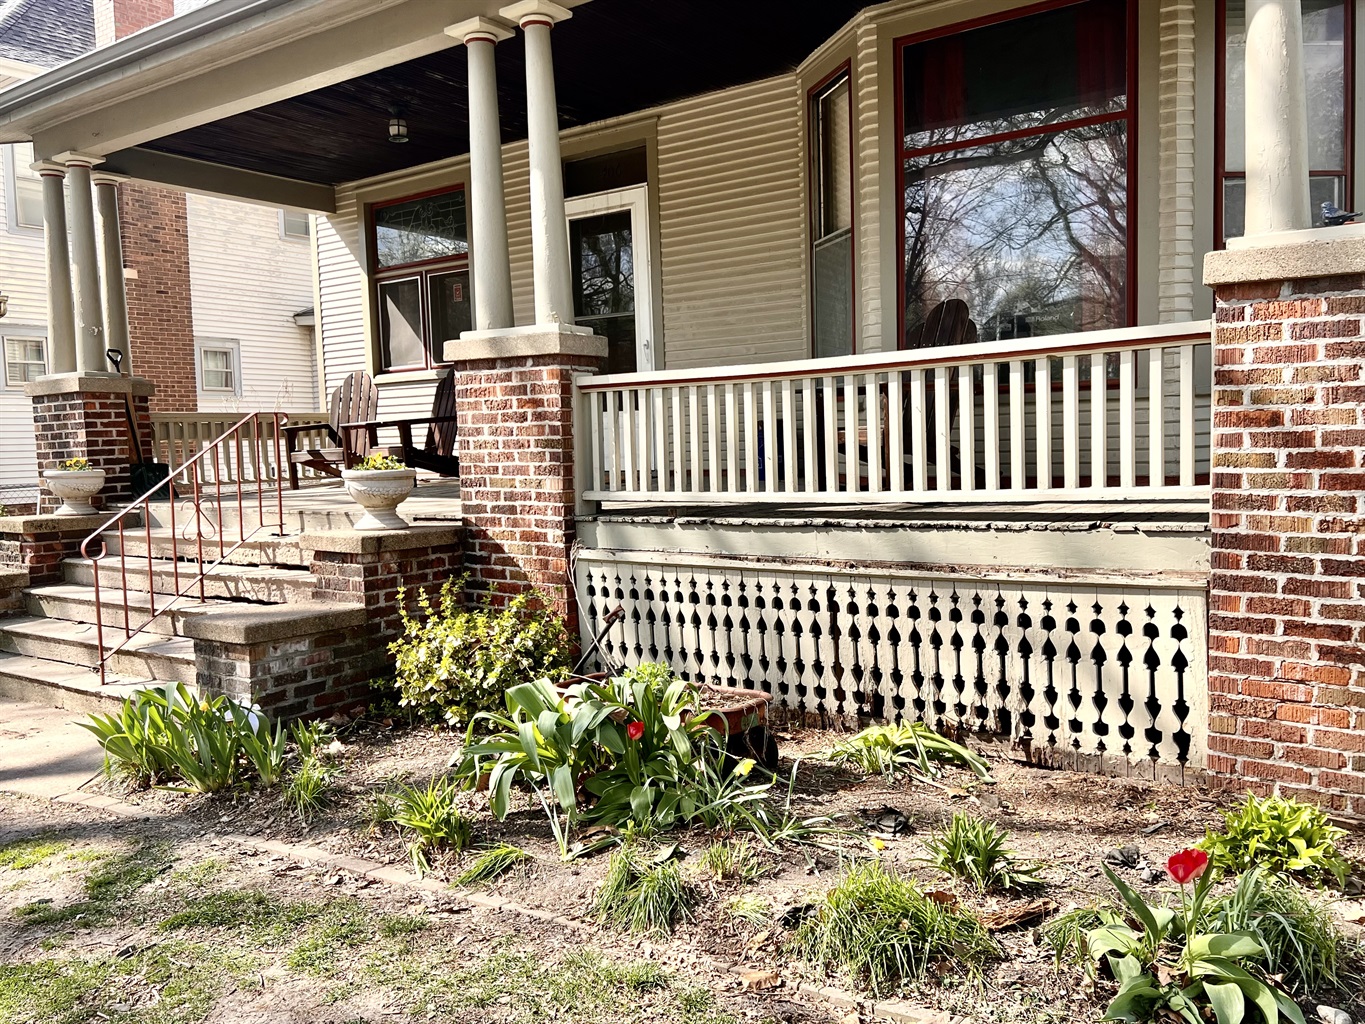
[111,0,173,37]
[119,183,197,413]
[31,387,153,512]
[0,519,101,586]
[1207,271,1365,815]
[451,349,602,633]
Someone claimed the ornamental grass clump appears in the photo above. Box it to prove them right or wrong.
[453,843,531,888]
[923,813,1043,893]
[384,775,472,875]
[390,578,570,730]
[791,860,995,996]
[824,722,992,783]
[591,845,699,937]
[1199,792,1351,889]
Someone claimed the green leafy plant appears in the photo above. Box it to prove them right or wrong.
[698,838,765,883]
[1199,792,1350,889]
[289,719,335,760]
[352,453,406,471]
[1083,850,1305,1024]
[591,845,698,937]
[79,687,181,787]
[283,755,338,824]
[57,457,92,471]
[385,776,472,875]
[823,722,993,783]
[391,579,571,730]
[923,813,1042,893]
[236,709,287,788]
[791,859,995,996]
[726,893,770,929]
[453,843,531,887]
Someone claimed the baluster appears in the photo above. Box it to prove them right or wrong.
[1062,354,1079,489]
[934,366,950,492]
[1008,360,1025,491]
[959,364,975,493]
[687,385,700,494]
[589,388,603,495]
[842,374,858,493]
[621,391,637,495]
[1179,345,1196,487]
[604,391,620,493]
[743,382,758,493]
[865,372,882,493]
[887,370,904,493]
[822,376,837,493]
[638,388,652,493]
[1149,347,1165,488]
[1035,358,1052,490]
[1090,352,1107,489]
[1119,351,1136,489]
[761,380,776,492]
[650,388,666,493]
[707,384,719,494]
[724,383,738,493]
[670,387,682,495]
[982,362,999,491]
[781,379,796,493]
[801,377,816,493]
[909,369,927,492]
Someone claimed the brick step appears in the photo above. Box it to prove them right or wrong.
[62,556,317,604]
[0,651,170,714]
[0,615,194,680]
[108,528,308,570]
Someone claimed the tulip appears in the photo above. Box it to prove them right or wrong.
[1166,848,1208,885]
[626,720,644,741]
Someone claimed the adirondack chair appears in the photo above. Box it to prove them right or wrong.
[900,298,981,488]
[344,372,460,478]
[283,370,379,489]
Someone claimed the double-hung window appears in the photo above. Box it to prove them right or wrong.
[3,336,47,386]
[372,187,472,372]
[897,0,1133,344]
[6,142,43,231]
[1218,0,1352,241]
[811,68,855,358]
[196,340,240,395]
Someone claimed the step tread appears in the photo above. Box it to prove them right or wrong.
[67,555,316,582]
[0,651,160,694]
[0,615,195,662]
[26,582,249,614]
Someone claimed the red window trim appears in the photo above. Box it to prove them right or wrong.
[808,60,857,358]
[369,183,470,371]
[1213,0,1355,249]
[893,0,1139,349]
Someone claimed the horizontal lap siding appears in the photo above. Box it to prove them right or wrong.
[185,194,317,412]
[656,76,809,369]
[317,193,368,395]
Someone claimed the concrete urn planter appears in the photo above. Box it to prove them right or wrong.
[42,468,106,516]
[341,467,417,531]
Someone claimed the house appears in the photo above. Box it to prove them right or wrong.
[0,0,1361,815]
[0,0,319,510]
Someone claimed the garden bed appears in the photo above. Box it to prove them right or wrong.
[79,707,1365,1024]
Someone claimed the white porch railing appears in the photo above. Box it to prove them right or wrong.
[574,321,1212,505]
[149,411,330,485]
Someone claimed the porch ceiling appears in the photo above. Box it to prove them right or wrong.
[134,0,873,187]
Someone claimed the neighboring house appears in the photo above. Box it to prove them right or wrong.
[0,0,1362,815]
[0,0,317,506]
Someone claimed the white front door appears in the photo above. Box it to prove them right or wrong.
[565,185,655,373]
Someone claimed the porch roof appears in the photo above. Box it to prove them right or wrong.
[0,0,871,207]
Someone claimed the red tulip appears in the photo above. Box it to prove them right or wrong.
[1167,848,1209,885]
[626,720,644,741]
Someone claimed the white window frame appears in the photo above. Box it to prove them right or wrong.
[3,143,43,235]
[3,331,48,388]
[195,338,242,396]
[279,208,311,241]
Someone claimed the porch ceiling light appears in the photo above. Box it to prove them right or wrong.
[387,109,409,144]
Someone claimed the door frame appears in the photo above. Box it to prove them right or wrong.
[566,184,656,372]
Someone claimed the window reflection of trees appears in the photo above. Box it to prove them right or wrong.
[904,118,1127,344]
[375,192,470,269]
[576,222,634,318]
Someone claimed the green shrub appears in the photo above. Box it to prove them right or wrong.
[390,579,570,730]
[824,722,992,782]
[453,844,531,887]
[791,860,995,996]
[384,776,472,875]
[591,846,698,937]
[923,813,1042,893]
[1199,792,1350,888]
[1204,867,1358,998]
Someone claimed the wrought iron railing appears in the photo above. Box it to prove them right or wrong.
[80,412,290,685]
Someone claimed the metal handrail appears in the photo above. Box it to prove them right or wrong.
[79,412,290,685]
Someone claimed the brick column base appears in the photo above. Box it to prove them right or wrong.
[0,513,111,585]
[25,374,156,513]
[1205,231,1365,816]
[444,327,607,632]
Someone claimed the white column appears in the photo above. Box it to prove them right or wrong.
[93,172,132,373]
[501,1,575,326]
[57,152,109,375]
[1243,0,1311,235]
[447,17,515,332]
[34,161,77,376]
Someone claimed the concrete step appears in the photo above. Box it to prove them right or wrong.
[0,615,194,680]
[62,555,317,604]
[108,528,308,569]
[0,652,168,714]
[26,583,196,636]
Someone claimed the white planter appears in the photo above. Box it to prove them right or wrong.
[42,468,106,516]
[341,467,417,531]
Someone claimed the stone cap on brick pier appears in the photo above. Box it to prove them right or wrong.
[1204,224,1365,286]
[443,323,608,364]
[24,373,157,398]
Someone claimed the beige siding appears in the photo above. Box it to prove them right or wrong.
[853,19,885,352]
[655,77,808,369]
[184,194,317,413]
[316,192,368,395]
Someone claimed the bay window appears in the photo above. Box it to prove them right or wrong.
[372,187,472,371]
[897,0,1132,345]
